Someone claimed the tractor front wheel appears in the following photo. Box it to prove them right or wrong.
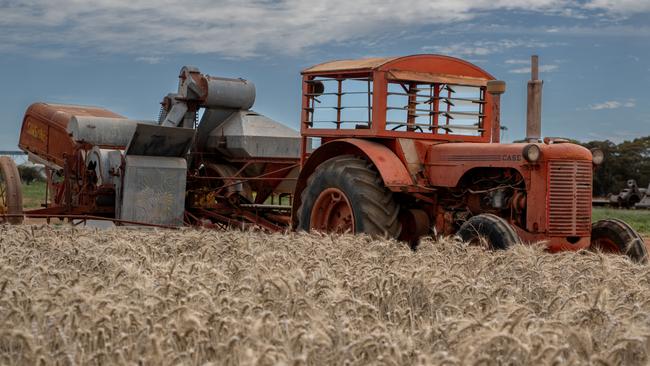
[591,219,647,263]
[457,214,520,250]
[297,155,401,237]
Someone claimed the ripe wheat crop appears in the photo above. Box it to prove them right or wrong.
[1,225,650,365]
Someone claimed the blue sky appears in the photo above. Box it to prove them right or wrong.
[1,0,649,150]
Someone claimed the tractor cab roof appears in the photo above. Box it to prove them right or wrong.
[302,54,496,84]
[302,56,401,73]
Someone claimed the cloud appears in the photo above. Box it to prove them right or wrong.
[423,39,561,58]
[0,0,646,59]
[135,56,163,64]
[585,0,650,14]
[587,99,636,110]
[505,59,531,64]
[509,64,559,74]
[0,0,650,62]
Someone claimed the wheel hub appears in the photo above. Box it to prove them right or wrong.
[310,187,355,233]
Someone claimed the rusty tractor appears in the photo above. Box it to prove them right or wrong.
[2,54,646,262]
[608,179,649,209]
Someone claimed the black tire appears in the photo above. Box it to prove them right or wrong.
[297,155,401,237]
[457,214,520,250]
[591,219,647,263]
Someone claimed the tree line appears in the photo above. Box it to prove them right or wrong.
[583,136,650,197]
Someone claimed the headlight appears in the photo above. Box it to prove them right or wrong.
[591,148,604,165]
[523,144,541,163]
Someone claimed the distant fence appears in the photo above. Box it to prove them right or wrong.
[0,151,29,165]
[0,151,26,156]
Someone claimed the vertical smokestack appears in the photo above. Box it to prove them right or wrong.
[526,55,543,142]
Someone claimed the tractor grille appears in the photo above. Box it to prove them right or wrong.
[547,160,592,236]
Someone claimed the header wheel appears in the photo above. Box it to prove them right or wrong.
[0,156,24,224]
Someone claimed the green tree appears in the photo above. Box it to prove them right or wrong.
[583,136,650,196]
[17,165,45,185]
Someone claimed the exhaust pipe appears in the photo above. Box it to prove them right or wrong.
[526,55,543,142]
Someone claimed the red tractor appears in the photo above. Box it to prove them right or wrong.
[3,54,646,262]
[291,54,645,261]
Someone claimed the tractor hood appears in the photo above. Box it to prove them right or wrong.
[425,142,593,187]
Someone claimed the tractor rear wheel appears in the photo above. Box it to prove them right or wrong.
[591,219,647,263]
[457,214,520,250]
[0,156,23,224]
[297,155,401,237]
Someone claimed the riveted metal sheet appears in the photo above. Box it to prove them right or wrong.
[119,155,187,226]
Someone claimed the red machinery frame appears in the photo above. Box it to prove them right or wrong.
[299,54,497,163]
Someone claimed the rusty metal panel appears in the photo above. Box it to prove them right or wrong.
[19,103,124,168]
[547,160,592,236]
[386,70,489,87]
[126,124,195,157]
[119,155,187,226]
[302,57,399,74]
[426,142,592,188]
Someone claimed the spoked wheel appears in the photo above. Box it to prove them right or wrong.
[0,156,23,224]
[591,219,647,263]
[457,214,520,250]
[297,155,401,237]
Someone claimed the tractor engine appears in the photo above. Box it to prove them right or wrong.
[435,168,526,234]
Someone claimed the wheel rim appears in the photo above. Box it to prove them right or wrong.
[0,157,23,224]
[310,187,355,233]
[0,177,7,220]
[592,236,620,253]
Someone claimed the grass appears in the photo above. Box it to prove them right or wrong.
[593,207,650,236]
[21,181,46,209]
[2,227,650,365]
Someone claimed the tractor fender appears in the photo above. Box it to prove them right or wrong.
[292,138,413,228]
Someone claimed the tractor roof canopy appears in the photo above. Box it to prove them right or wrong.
[303,54,495,82]
[300,54,499,143]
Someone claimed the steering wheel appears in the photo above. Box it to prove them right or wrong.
[391,124,423,132]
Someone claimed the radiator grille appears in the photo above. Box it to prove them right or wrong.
[548,160,592,236]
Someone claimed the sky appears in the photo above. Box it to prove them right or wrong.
[0,0,649,151]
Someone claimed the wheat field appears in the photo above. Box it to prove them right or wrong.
[1,225,650,365]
